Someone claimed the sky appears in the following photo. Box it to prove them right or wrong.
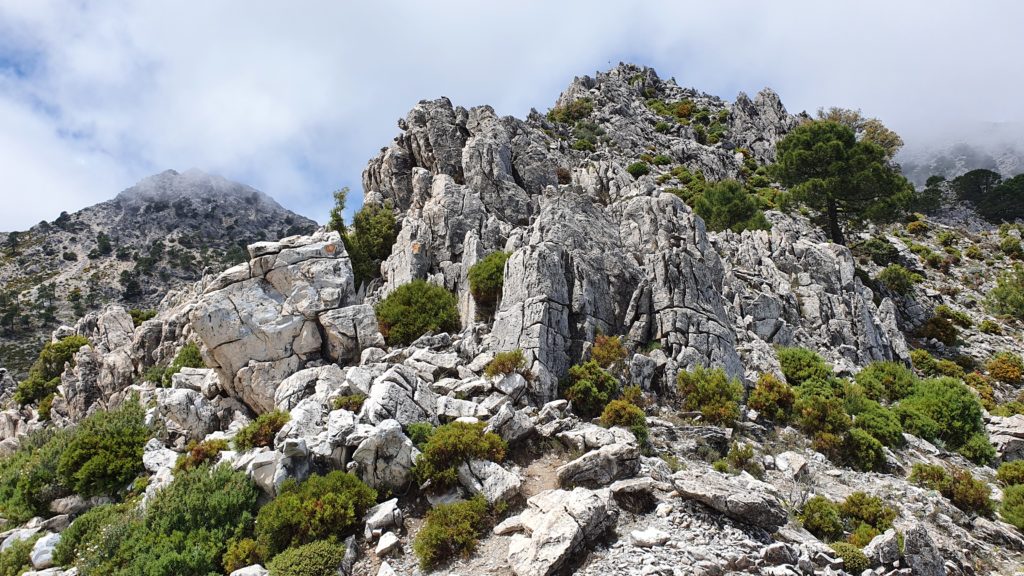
[0,1,1022,231]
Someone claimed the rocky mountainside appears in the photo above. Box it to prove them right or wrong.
[1,63,1023,576]
[0,169,317,376]
[900,141,1024,188]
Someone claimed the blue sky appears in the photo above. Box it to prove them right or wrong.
[0,1,1022,231]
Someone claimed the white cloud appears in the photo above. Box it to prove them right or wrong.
[0,0,1022,231]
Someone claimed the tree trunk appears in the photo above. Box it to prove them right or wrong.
[827,198,845,245]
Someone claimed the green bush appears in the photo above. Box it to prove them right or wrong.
[856,236,899,266]
[332,393,367,412]
[987,351,1024,384]
[52,503,131,567]
[57,401,149,497]
[223,537,259,574]
[484,349,526,378]
[15,334,90,405]
[254,471,376,560]
[564,361,619,419]
[917,316,957,346]
[909,349,938,376]
[898,377,985,451]
[855,361,916,403]
[853,403,904,448]
[893,404,940,442]
[343,201,399,288]
[413,495,490,570]
[414,422,506,491]
[406,422,435,449]
[266,540,347,576]
[1001,485,1024,531]
[909,463,993,516]
[747,373,795,423]
[935,304,972,328]
[875,264,921,295]
[777,347,831,386]
[987,265,1024,320]
[800,495,843,541]
[676,365,743,426]
[547,98,593,124]
[693,179,770,233]
[626,162,650,178]
[175,438,229,472]
[234,410,290,451]
[997,461,1024,486]
[842,428,886,472]
[591,334,628,369]
[830,542,869,574]
[468,251,510,312]
[1001,236,1024,259]
[840,492,896,533]
[161,342,205,387]
[375,280,460,346]
[71,464,259,576]
[957,433,996,465]
[980,319,1003,334]
[725,442,763,479]
[600,399,648,445]
[906,220,929,235]
[0,428,71,523]
[0,533,37,576]
[128,309,157,327]
[651,154,673,166]
[794,385,851,438]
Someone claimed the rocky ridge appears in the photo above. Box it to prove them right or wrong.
[1,63,1023,576]
[0,168,317,376]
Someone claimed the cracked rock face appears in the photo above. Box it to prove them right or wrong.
[189,231,360,413]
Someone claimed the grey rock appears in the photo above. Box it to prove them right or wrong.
[630,527,670,548]
[903,524,947,576]
[672,468,787,530]
[761,542,799,566]
[484,404,535,444]
[362,365,438,426]
[363,498,404,540]
[557,442,641,488]
[863,529,900,567]
[507,488,616,576]
[319,305,385,365]
[609,477,658,513]
[351,419,418,490]
[375,531,400,557]
[229,566,269,576]
[458,459,522,504]
[30,533,60,570]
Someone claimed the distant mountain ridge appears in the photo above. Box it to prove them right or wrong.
[0,169,317,375]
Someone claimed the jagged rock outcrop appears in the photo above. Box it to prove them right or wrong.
[671,468,788,530]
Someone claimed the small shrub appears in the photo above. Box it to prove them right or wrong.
[414,422,506,491]
[621,385,646,408]
[693,179,770,233]
[161,342,205,387]
[853,403,904,448]
[980,319,1003,334]
[266,540,347,576]
[333,393,367,412]
[15,334,90,406]
[794,386,851,438]
[254,471,376,560]
[893,404,940,442]
[555,166,572,184]
[1001,485,1024,530]
[965,244,984,259]
[676,365,743,426]
[935,304,972,328]
[800,495,843,541]
[651,154,672,166]
[876,264,921,296]
[725,442,763,479]
[747,373,795,424]
[37,394,54,421]
[52,503,130,567]
[0,533,37,576]
[413,495,489,569]
[626,162,650,178]
[175,438,228,472]
[591,334,628,369]
[547,98,593,124]
[142,364,166,384]
[468,251,511,312]
[899,377,985,451]
[376,280,460,346]
[600,399,648,445]
[987,265,1024,320]
[484,349,526,378]
[564,361,619,419]
[777,347,831,386]
[1001,236,1024,259]
[842,428,886,472]
[906,220,929,235]
[234,410,290,451]
[128,309,156,327]
[223,537,259,574]
[937,230,959,247]
[406,422,435,449]
[909,464,993,516]
[957,432,996,465]
[987,351,1024,384]
[856,236,899,266]
[934,359,965,378]
[854,361,916,403]
[847,523,880,547]
[997,461,1024,486]
[57,400,149,497]
[830,542,869,574]
[917,316,957,346]
[909,349,937,376]
[840,492,896,533]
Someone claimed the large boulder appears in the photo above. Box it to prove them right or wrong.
[988,414,1024,462]
[556,442,640,488]
[190,231,356,413]
[903,524,947,576]
[671,468,787,531]
[350,419,418,490]
[361,366,438,426]
[507,488,616,576]
[458,459,522,504]
[319,304,385,365]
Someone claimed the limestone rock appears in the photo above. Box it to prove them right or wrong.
[229,566,269,576]
[319,305,385,365]
[903,524,947,576]
[630,527,670,548]
[458,459,522,504]
[351,419,418,490]
[362,365,438,426]
[863,529,901,567]
[556,442,641,488]
[507,488,616,576]
[672,468,787,530]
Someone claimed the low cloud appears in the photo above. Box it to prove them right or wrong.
[1,0,1021,230]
